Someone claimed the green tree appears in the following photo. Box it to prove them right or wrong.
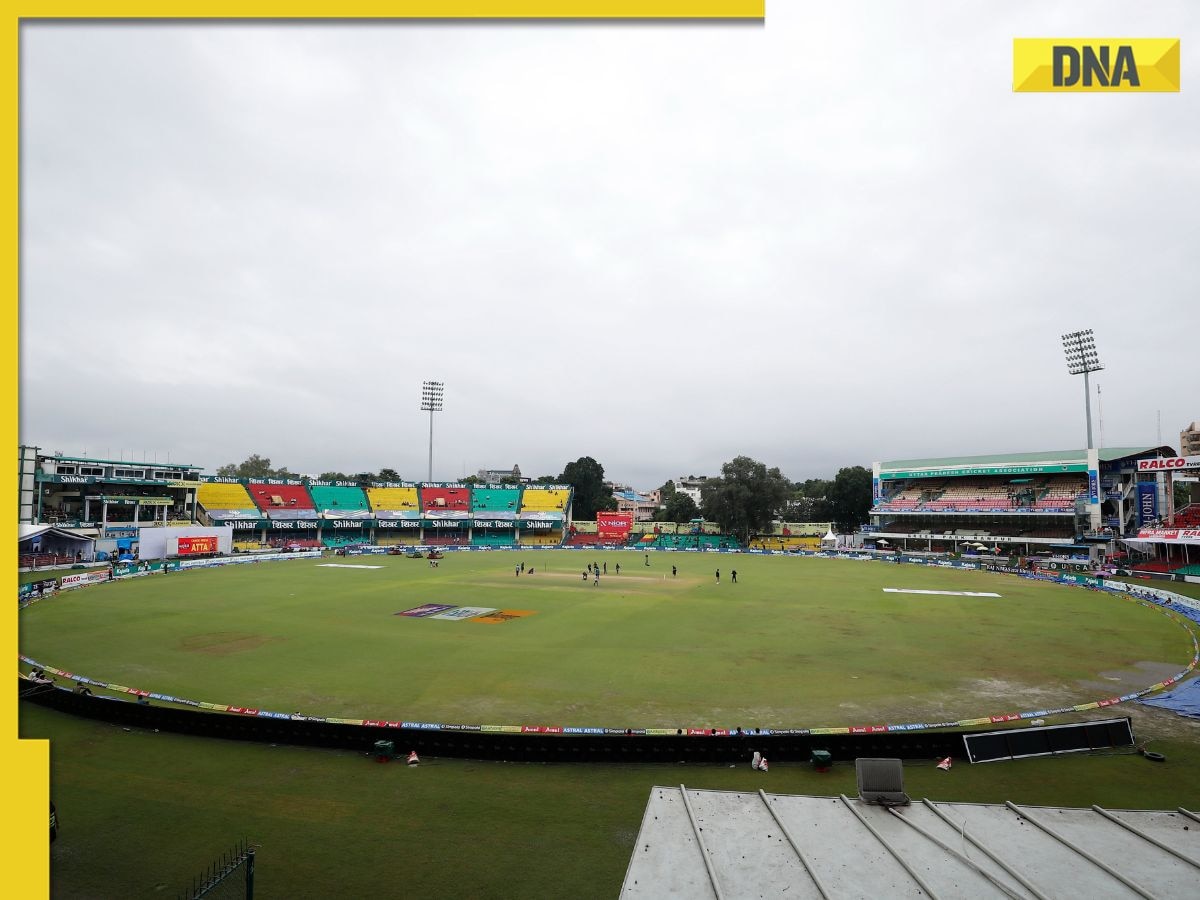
[534,475,558,484]
[788,478,833,522]
[377,468,402,483]
[559,456,614,520]
[318,471,350,481]
[699,456,791,542]
[827,466,873,532]
[1174,481,1193,510]
[662,491,699,523]
[216,454,295,479]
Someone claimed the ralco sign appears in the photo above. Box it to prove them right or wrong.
[1137,456,1200,472]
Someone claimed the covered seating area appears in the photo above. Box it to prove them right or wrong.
[18,524,96,568]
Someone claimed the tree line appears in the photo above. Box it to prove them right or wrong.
[215,452,871,540]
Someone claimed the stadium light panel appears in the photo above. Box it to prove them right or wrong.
[421,380,445,480]
[1061,328,1104,450]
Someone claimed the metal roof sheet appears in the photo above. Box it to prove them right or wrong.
[879,447,1171,472]
[622,786,1200,898]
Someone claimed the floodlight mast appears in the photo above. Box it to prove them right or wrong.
[1061,329,1103,450]
[420,381,444,482]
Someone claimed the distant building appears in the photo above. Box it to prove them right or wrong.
[1181,422,1200,457]
[672,475,711,508]
[477,464,525,483]
[613,489,661,521]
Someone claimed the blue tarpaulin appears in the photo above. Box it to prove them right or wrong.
[1136,599,1200,719]
[1139,677,1200,719]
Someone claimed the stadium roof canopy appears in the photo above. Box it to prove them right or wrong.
[623,786,1200,898]
[35,452,203,469]
[19,524,89,541]
[18,524,97,548]
[878,446,1176,478]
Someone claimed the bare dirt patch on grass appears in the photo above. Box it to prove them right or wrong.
[1077,660,1185,695]
[534,571,693,584]
[1122,701,1200,741]
[179,632,278,655]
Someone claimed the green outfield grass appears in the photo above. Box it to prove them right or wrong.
[19,551,1196,729]
[20,704,1200,899]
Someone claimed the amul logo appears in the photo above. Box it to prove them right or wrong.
[1013,39,1180,92]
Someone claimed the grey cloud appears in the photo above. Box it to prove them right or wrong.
[20,8,1199,488]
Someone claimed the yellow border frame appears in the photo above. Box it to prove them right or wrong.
[17,2,764,17]
[4,4,763,896]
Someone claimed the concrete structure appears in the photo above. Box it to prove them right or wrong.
[623,785,1200,898]
[614,489,661,522]
[18,448,203,534]
[1181,422,1200,457]
[868,447,1175,554]
[476,464,524,483]
[672,475,711,509]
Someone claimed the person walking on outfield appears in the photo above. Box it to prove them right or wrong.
[672,565,677,577]
[731,569,738,583]
[602,562,607,575]
[515,565,520,577]
[615,562,620,574]
[593,571,599,586]
[715,569,720,584]
[645,553,650,567]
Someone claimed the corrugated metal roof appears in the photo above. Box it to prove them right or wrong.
[622,786,1200,898]
[18,524,96,542]
[879,447,1169,471]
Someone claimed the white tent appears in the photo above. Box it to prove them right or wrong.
[821,529,837,548]
[18,524,96,562]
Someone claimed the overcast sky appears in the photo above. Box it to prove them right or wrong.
[19,4,1199,488]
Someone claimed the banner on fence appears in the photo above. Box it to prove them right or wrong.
[596,511,633,543]
[177,536,219,556]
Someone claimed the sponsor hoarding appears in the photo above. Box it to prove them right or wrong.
[596,511,634,542]
[429,606,497,621]
[1133,528,1200,545]
[1137,455,1200,472]
[177,536,219,556]
[1137,482,1158,525]
[396,604,455,618]
[470,610,537,624]
[880,463,1085,480]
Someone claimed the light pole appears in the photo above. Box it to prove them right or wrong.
[420,381,444,482]
[1061,329,1103,449]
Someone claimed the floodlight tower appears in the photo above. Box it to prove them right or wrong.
[1061,329,1103,449]
[420,380,444,482]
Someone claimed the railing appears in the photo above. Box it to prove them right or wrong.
[177,839,255,900]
